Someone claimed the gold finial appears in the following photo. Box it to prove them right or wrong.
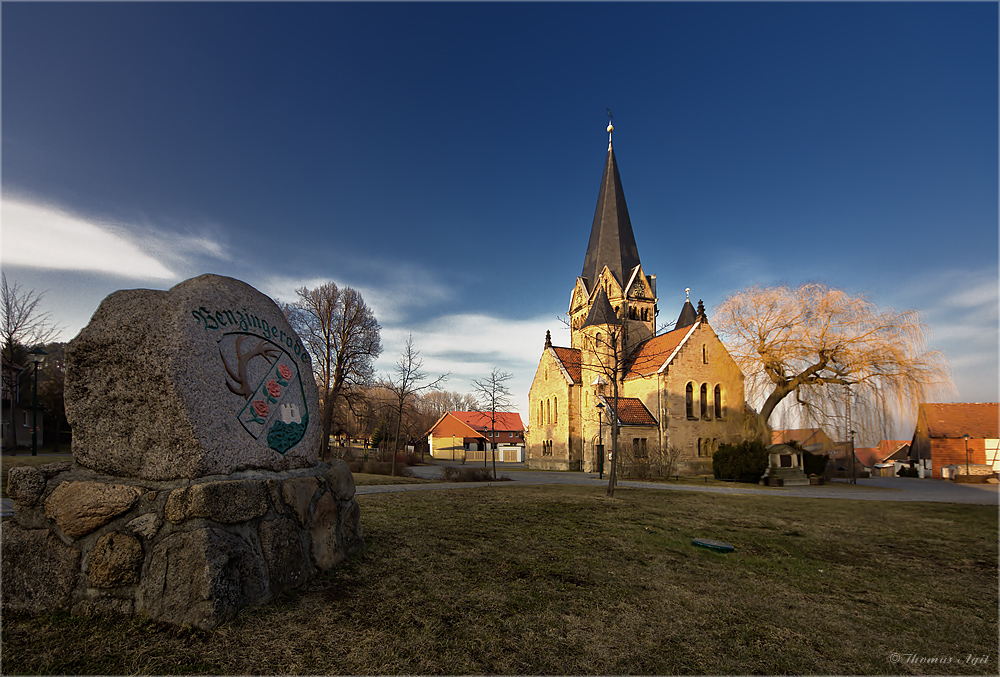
[606,108,614,149]
[685,287,690,300]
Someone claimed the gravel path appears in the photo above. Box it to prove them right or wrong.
[360,463,999,504]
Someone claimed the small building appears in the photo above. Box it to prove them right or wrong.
[427,411,525,462]
[771,428,837,456]
[909,402,1000,478]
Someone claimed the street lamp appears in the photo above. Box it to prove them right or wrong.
[596,402,605,480]
[849,429,856,485]
[963,433,971,477]
[28,348,47,457]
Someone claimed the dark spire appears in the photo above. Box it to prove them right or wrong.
[676,288,697,329]
[544,330,552,348]
[580,128,641,289]
[583,288,621,328]
[696,300,706,320]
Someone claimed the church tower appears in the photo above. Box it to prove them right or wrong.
[569,121,657,356]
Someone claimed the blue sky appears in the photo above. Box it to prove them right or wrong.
[3,2,997,436]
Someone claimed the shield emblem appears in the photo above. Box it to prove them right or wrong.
[218,332,309,454]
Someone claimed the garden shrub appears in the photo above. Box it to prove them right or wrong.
[897,465,920,477]
[441,466,506,482]
[712,439,769,483]
[347,461,414,477]
[803,450,828,476]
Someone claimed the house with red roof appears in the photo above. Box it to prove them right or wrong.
[525,126,746,475]
[426,410,525,462]
[909,403,999,478]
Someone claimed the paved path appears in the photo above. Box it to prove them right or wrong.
[3,467,994,514]
[358,463,999,504]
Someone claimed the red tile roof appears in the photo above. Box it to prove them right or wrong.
[875,440,910,461]
[854,448,881,468]
[625,325,691,377]
[603,396,658,426]
[771,428,834,448]
[552,346,582,383]
[920,403,998,439]
[450,411,525,433]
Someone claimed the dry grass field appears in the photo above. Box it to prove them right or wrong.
[2,484,996,675]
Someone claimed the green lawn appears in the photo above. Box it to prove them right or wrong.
[2,485,996,675]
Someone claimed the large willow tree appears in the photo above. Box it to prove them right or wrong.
[713,283,952,442]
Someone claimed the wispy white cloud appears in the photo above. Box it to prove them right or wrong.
[1,197,229,282]
[260,263,452,325]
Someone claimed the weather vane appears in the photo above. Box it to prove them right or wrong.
[606,108,614,149]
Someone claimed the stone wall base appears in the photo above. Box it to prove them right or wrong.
[2,459,363,629]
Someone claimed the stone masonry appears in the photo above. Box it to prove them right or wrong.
[2,274,363,629]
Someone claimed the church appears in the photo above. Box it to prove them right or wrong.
[525,124,746,476]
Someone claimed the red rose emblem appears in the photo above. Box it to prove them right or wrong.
[278,364,292,380]
[266,380,281,398]
[253,400,269,417]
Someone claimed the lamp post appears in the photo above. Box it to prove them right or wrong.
[849,429,856,485]
[596,402,605,480]
[28,348,47,457]
[963,433,971,477]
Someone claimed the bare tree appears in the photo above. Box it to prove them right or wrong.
[286,283,381,459]
[2,274,61,450]
[1,273,60,363]
[713,283,952,443]
[471,368,514,480]
[576,292,629,497]
[383,334,447,476]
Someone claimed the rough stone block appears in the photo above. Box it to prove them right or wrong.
[126,513,162,540]
[259,517,311,594]
[310,492,342,571]
[88,532,143,587]
[165,480,269,524]
[324,459,356,501]
[7,466,46,508]
[340,499,365,557]
[281,476,319,526]
[65,274,320,481]
[2,523,81,613]
[139,527,268,629]
[44,481,143,540]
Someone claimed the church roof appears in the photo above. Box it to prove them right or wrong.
[580,144,641,289]
[676,299,698,329]
[551,346,582,383]
[583,288,620,328]
[599,395,658,426]
[624,322,699,378]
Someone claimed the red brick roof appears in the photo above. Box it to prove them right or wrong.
[552,346,582,383]
[625,325,692,377]
[854,448,881,468]
[875,440,910,461]
[450,411,525,433]
[920,403,999,439]
[602,396,658,426]
[771,428,834,448]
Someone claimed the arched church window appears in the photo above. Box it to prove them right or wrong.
[685,383,694,419]
[546,399,551,425]
[703,344,708,364]
[554,397,558,421]
[714,385,723,419]
[700,383,709,419]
